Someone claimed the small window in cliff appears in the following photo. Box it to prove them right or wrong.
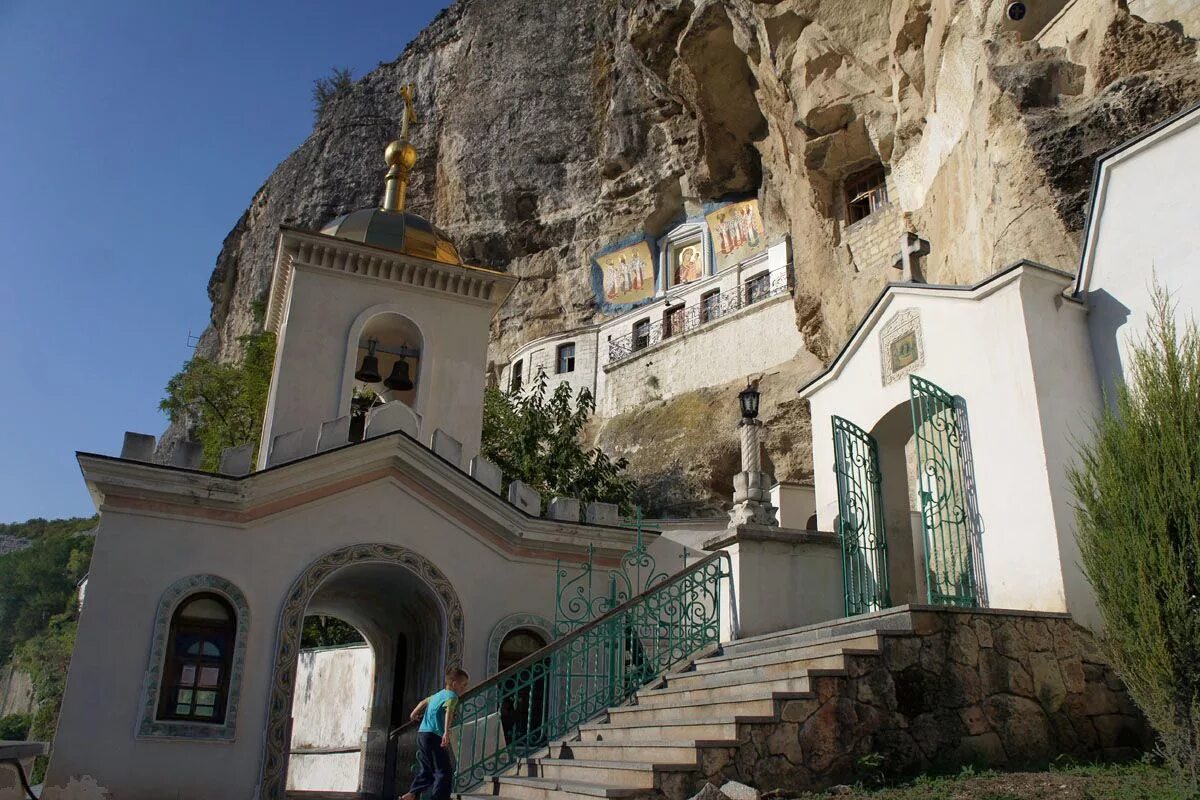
[845,165,888,224]
[511,360,524,393]
[556,343,575,374]
[633,319,651,352]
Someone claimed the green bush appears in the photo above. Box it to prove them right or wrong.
[1070,286,1200,793]
[312,67,354,120]
[160,330,276,471]
[481,371,635,515]
[0,712,31,740]
[16,616,78,782]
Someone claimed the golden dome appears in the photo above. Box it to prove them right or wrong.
[385,140,418,170]
[320,209,463,265]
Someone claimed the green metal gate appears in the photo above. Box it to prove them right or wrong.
[909,375,980,607]
[832,415,890,616]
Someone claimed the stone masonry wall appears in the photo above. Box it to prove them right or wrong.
[660,609,1149,798]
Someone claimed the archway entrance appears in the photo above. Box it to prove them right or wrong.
[496,629,548,751]
[262,544,465,800]
[832,375,985,617]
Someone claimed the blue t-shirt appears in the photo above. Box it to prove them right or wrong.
[419,688,459,736]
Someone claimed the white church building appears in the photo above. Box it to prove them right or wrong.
[26,98,1200,800]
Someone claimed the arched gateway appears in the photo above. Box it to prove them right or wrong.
[260,543,465,799]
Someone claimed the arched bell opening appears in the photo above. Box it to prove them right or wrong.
[348,312,425,442]
[868,400,926,607]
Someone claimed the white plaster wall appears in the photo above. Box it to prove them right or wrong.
[262,265,493,468]
[1082,111,1200,402]
[286,645,372,792]
[1019,275,1104,628]
[47,480,571,800]
[807,275,1074,617]
[503,328,600,400]
[600,297,818,416]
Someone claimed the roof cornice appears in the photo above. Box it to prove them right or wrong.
[797,261,1073,399]
[265,227,519,334]
[1073,101,1200,297]
[77,431,641,564]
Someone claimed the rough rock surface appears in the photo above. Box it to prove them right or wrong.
[653,610,1149,799]
[178,0,1200,513]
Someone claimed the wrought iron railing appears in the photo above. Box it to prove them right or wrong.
[553,510,666,636]
[439,551,733,793]
[607,266,792,362]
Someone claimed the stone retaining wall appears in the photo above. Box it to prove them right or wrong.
[664,609,1148,797]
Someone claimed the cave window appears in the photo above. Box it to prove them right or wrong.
[511,360,524,393]
[663,305,684,339]
[556,343,575,375]
[745,272,770,305]
[157,593,236,724]
[700,290,721,323]
[632,318,651,352]
[845,165,889,224]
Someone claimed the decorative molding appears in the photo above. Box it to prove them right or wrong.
[265,228,517,335]
[135,574,250,742]
[485,613,553,676]
[259,543,465,800]
[879,308,925,386]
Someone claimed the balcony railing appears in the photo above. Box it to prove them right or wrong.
[607,266,792,363]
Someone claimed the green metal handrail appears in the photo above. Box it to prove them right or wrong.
[449,550,735,792]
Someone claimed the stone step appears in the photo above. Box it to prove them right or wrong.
[659,655,847,690]
[531,757,693,788]
[695,632,882,673]
[488,775,654,800]
[577,719,739,744]
[605,694,787,725]
[551,740,710,764]
[718,606,916,657]
[634,675,812,707]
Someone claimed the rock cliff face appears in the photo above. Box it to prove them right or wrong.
[188,0,1200,516]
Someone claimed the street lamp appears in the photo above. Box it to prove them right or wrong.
[738,379,760,420]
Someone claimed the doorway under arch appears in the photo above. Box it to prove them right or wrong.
[260,544,465,800]
[868,400,925,606]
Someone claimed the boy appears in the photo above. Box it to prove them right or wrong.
[403,667,470,800]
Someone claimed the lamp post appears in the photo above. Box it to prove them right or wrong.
[728,378,778,528]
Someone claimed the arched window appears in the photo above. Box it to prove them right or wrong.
[157,593,237,723]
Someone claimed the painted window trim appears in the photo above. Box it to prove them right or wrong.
[486,613,554,676]
[136,574,250,742]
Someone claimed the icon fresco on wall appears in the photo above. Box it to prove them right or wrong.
[672,242,705,286]
[596,240,655,306]
[879,308,924,385]
[706,200,765,271]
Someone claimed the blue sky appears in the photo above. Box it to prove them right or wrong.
[0,0,452,523]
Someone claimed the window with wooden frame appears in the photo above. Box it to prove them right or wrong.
[845,164,888,224]
[632,318,651,351]
[700,289,721,323]
[511,359,524,393]
[157,593,236,723]
[662,304,684,339]
[556,343,576,374]
[745,272,770,305]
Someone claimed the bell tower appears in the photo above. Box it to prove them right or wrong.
[256,85,517,469]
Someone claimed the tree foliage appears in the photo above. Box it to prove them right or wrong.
[160,331,276,471]
[16,615,79,782]
[301,615,364,649]
[481,371,635,515]
[0,516,96,542]
[0,522,94,664]
[1070,285,1200,792]
[312,67,354,120]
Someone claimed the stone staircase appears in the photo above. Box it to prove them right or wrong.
[461,606,1147,800]
[462,611,912,800]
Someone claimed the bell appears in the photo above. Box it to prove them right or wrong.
[355,340,382,383]
[384,358,414,391]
